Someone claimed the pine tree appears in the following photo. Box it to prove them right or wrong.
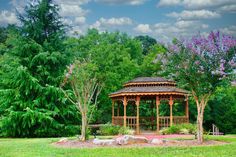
[0,0,79,137]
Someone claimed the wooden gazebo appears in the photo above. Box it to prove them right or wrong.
[109,77,189,134]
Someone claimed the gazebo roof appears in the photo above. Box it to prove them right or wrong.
[126,77,174,83]
[110,77,189,97]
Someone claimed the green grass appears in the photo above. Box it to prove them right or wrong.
[0,136,236,157]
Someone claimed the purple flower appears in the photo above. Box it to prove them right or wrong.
[195,61,200,65]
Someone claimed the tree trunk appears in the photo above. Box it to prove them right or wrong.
[197,106,204,143]
[193,92,210,144]
[81,113,87,142]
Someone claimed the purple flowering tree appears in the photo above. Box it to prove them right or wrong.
[61,60,101,141]
[164,31,236,143]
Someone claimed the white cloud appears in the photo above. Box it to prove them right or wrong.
[134,24,152,33]
[219,4,236,13]
[70,26,84,35]
[62,18,73,25]
[90,17,133,30]
[59,4,88,17]
[10,0,27,13]
[158,0,236,9]
[175,20,196,28]
[95,0,147,5]
[0,10,18,26]
[55,0,90,5]
[75,17,86,25]
[167,10,220,20]
[152,20,209,42]
[201,24,209,29]
[220,25,236,36]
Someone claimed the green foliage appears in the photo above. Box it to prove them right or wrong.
[118,126,135,135]
[98,124,134,135]
[98,123,120,135]
[160,123,197,135]
[204,86,236,134]
[140,44,166,76]
[61,59,101,141]
[135,35,157,55]
[18,0,65,50]
[66,29,143,123]
[0,0,80,137]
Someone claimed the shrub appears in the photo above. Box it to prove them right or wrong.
[85,128,91,140]
[168,125,181,134]
[160,123,197,135]
[99,123,120,135]
[179,128,189,134]
[118,127,135,135]
[159,127,170,135]
[180,123,197,134]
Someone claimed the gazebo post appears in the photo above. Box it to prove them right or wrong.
[185,97,189,123]
[169,96,173,126]
[123,96,127,127]
[136,96,140,134]
[112,99,115,125]
[156,96,160,134]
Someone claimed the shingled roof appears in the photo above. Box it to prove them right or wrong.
[126,77,174,83]
[110,77,189,97]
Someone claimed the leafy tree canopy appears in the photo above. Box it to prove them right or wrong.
[65,29,143,122]
[135,35,157,55]
[163,31,236,143]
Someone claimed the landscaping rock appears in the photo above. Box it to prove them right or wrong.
[168,140,179,144]
[116,135,148,145]
[57,138,68,143]
[150,138,164,144]
[93,138,116,146]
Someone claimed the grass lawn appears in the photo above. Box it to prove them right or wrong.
[0,135,236,157]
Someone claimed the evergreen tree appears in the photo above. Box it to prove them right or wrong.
[0,0,79,137]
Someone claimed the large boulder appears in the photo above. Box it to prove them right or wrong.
[116,135,148,145]
[150,138,164,145]
[93,138,116,146]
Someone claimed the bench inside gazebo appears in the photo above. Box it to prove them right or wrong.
[109,77,189,134]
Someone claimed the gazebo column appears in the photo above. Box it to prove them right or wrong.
[112,100,114,125]
[136,96,140,134]
[185,97,189,123]
[156,96,160,133]
[169,96,174,126]
[123,96,127,127]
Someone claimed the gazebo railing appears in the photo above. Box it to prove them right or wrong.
[173,116,188,124]
[126,116,136,129]
[159,116,170,128]
[113,116,123,126]
[113,116,188,129]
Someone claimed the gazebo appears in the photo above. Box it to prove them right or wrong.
[109,77,189,134]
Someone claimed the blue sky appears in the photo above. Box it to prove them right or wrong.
[0,0,236,42]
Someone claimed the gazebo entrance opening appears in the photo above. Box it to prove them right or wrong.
[110,77,189,134]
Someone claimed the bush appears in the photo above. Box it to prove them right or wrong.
[85,128,91,140]
[179,128,189,134]
[159,127,170,135]
[98,123,120,135]
[118,127,135,135]
[160,123,197,135]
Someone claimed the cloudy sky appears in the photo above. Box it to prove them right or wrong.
[0,0,236,42]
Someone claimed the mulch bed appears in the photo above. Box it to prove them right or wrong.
[53,135,228,148]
